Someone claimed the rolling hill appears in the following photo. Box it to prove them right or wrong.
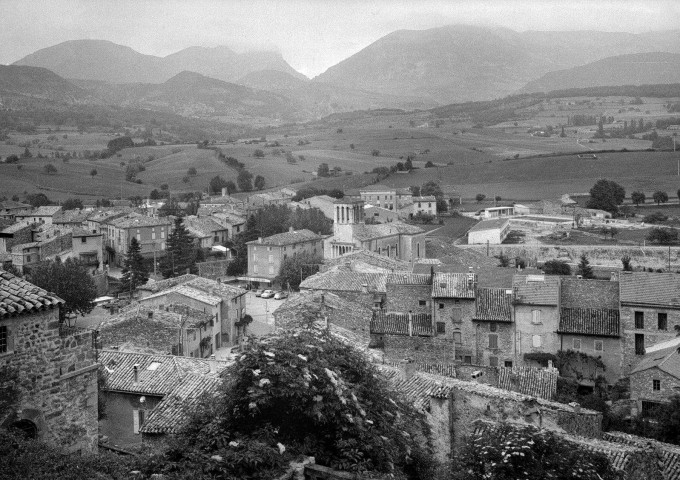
[0,65,90,104]
[237,69,310,91]
[13,39,305,85]
[520,52,680,93]
[313,25,680,104]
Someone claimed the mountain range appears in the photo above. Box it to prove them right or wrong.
[7,26,680,120]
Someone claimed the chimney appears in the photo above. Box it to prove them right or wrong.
[258,237,263,243]
[400,357,416,380]
[361,283,369,294]
[289,226,294,233]
[133,364,140,383]
[209,354,217,373]
[610,272,618,282]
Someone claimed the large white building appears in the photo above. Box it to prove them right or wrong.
[324,199,426,262]
[467,218,511,245]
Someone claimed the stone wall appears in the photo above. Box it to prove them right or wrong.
[473,321,514,367]
[0,308,99,453]
[462,244,680,270]
[380,334,456,364]
[197,259,231,280]
[40,232,73,259]
[99,391,163,449]
[385,283,431,314]
[0,223,33,252]
[620,305,680,374]
[98,314,179,354]
[630,368,680,412]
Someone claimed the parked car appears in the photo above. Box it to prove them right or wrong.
[254,288,265,297]
[261,290,275,298]
[274,291,288,300]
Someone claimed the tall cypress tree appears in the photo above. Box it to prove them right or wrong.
[577,253,594,279]
[120,237,149,292]
[160,217,197,278]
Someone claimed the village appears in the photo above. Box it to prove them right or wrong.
[3,177,680,479]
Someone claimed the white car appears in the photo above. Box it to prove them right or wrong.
[261,290,275,299]
[274,291,288,300]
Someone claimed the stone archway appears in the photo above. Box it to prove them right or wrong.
[11,419,38,439]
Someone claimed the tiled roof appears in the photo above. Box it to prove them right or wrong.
[246,229,321,246]
[274,291,373,332]
[323,250,411,273]
[604,431,680,479]
[140,374,222,434]
[350,223,424,241]
[558,307,620,337]
[139,274,246,300]
[513,275,560,305]
[109,214,172,229]
[474,288,513,322]
[378,366,453,411]
[370,312,433,336]
[17,205,62,217]
[53,209,88,224]
[143,285,222,306]
[300,268,387,293]
[386,273,432,285]
[560,278,619,309]
[620,272,680,307]
[141,274,199,293]
[86,208,134,223]
[72,227,101,237]
[210,211,246,225]
[497,366,558,400]
[431,273,477,298]
[184,217,226,238]
[0,200,30,210]
[0,221,33,234]
[0,270,63,318]
[413,196,436,202]
[467,218,509,233]
[99,350,228,395]
[630,345,680,379]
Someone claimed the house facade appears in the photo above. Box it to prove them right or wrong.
[467,218,511,245]
[472,287,515,367]
[358,186,413,211]
[104,213,172,266]
[629,339,680,415]
[431,272,477,363]
[15,205,62,225]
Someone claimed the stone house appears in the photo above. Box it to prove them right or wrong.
[619,272,680,375]
[85,208,134,235]
[0,270,98,453]
[184,216,229,249]
[358,186,413,211]
[246,227,324,285]
[431,272,477,362]
[98,350,227,450]
[209,211,246,239]
[52,209,88,229]
[629,338,680,416]
[299,265,387,310]
[72,228,104,273]
[104,213,172,266]
[321,249,411,274]
[324,199,426,262]
[473,287,515,367]
[0,221,34,253]
[138,276,246,352]
[364,205,399,224]
[513,275,561,368]
[558,278,623,383]
[0,200,31,220]
[15,205,62,225]
[10,227,73,273]
[385,273,433,314]
[409,196,437,217]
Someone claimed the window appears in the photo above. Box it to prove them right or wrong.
[635,311,644,329]
[658,313,668,331]
[0,325,9,353]
[453,332,462,345]
[283,254,287,260]
[489,334,498,349]
[81,237,86,243]
[532,335,542,348]
[635,334,645,355]
[136,234,141,241]
[133,409,146,434]
[268,266,274,275]
[267,246,272,252]
[504,360,513,368]
[573,338,581,351]
[439,303,444,309]
[161,229,165,239]
[489,356,498,367]
[489,323,497,332]
[594,340,604,352]
[436,322,446,334]
[419,300,426,306]
[463,355,472,364]
[531,310,541,325]
[653,379,661,391]
[254,265,259,273]
[268,254,274,263]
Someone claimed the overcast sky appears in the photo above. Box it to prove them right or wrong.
[2,0,679,78]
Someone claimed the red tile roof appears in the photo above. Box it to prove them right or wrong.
[474,288,513,322]
[246,229,321,246]
[630,345,680,379]
[0,270,63,318]
[370,312,433,336]
[513,274,560,305]
[620,272,680,307]
[431,272,477,298]
[604,431,680,479]
[386,273,432,285]
[558,307,620,337]
[300,268,387,293]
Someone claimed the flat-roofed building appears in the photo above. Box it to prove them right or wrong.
[467,218,510,245]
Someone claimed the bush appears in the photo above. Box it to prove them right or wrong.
[643,211,668,224]
[543,259,571,275]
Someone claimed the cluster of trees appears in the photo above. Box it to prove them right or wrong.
[587,179,625,214]
[204,150,262,193]
[410,181,448,213]
[291,186,343,202]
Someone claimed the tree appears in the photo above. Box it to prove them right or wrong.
[424,160,435,168]
[237,170,253,192]
[208,175,228,195]
[5,154,19,164]
[495,253,510,267]
[159,217,197,278]
[120,237,149,292]
[577,253,595,279]
[275,252,323,290]
[653,190,669,205]
[543,259,572,275]
[160,183,169,191]
[494,195,502,202]
[25,193,52,207]
[475,193,486,203]
[253,149,265,158]
[44,164,57,174]
[621,255,633,271]
[631,190,646,205]
[90,168,97,177]
[149,189,161,200]
[587,179,625,214]
[157,198,184,217]
[29,258,97,319]
[187,167,197,176]
[647,227,679,245]
[371,149,380,156]
[22,147,32,158]
[106,136,134,154]
[404,156,413,170]
[420,181,443,198]
[317,163,330,177]
[61,198,83,210]
[254,175,266,191]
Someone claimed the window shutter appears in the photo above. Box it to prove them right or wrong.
[133,409,140,434]
[6,327,14,352]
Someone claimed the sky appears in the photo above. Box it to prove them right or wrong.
[1,0,680,78]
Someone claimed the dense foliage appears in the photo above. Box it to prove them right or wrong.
[153,329,436,479]
[451,423,621,480]
[587,179,625,214]
[542,259,571,275]
[275,252,323,290]
[120,237,149,292]
[29,258,97,318]
[160,217,197,278]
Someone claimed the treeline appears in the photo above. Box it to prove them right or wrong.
[204,148,264,194]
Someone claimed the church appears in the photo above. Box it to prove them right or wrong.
[324,199,426,263]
